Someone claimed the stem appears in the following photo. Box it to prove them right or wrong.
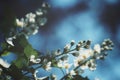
[54,48,76,58]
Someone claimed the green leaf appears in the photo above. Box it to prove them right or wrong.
[1,42,8,50]
[13,34,29,48]
[12,34,38,57]
[0,42,10,56]
[1,51,10,56]
[11,34,38,58]
[18,35,29,48]
[13,57,28,68]
[10,34,29,54]
[24,45,38,58]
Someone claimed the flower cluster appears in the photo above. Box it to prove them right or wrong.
[28,39,113,80]
[0,3,114,80]
[16,3,50,34]
[5,3,50,47]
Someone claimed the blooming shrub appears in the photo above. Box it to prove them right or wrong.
[0,3,114,80]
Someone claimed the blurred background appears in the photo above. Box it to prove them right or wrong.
[0,0,120,80]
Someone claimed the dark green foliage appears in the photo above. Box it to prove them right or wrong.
[73,75,89,80]
[0,6,17,37]
[1,64,23,80]
[13,56,28,68]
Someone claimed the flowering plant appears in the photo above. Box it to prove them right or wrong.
[0,3,114,80]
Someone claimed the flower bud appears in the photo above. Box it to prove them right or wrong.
[61,55,68,61]
[64,44,70,53]
[71,51,79,57]
[76,44,80,51]
[70,40,75,46]
[86,40,91,45]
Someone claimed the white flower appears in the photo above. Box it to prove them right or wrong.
[80,64,89,70]
[16,18,25,27]
[83,59,97,71]
[44,62,51,71]
[23,24,39,36]
[63,62,72,73]
[6,36,16,46]
[88,59,97,71]
[26,13,36,23]
[74,49,94,68]
[70,40,75,46]
[64,44,71,50]
[63,62,71,69]
[64,44,71,52]
[0,58,11,68]
[57,60,71,73]
[57,60,63,68]
[32,29,38,35]
[70,70,76,76]
[74,49,94,70]
[86,49,94,56]
[36,9,43,16]
[74,58,82,67]
[78,48,93,59]
[79,59,96,70]
[26,13,36,18]
[30,55,35,59]
[6,38,14,46]
[94,44,101,53]
[30,55,41,63]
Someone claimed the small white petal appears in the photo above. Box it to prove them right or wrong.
[30,55,35,59]
[94,44,101,53]
[6,37,14,46]
[57,60,63,68]
[33,30,38,35]
[70,70,76,75]
[16,19,25,27]
[0,58,11,68]
[36,10,43,16]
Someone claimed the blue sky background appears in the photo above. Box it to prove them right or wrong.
[0,0,120,80]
